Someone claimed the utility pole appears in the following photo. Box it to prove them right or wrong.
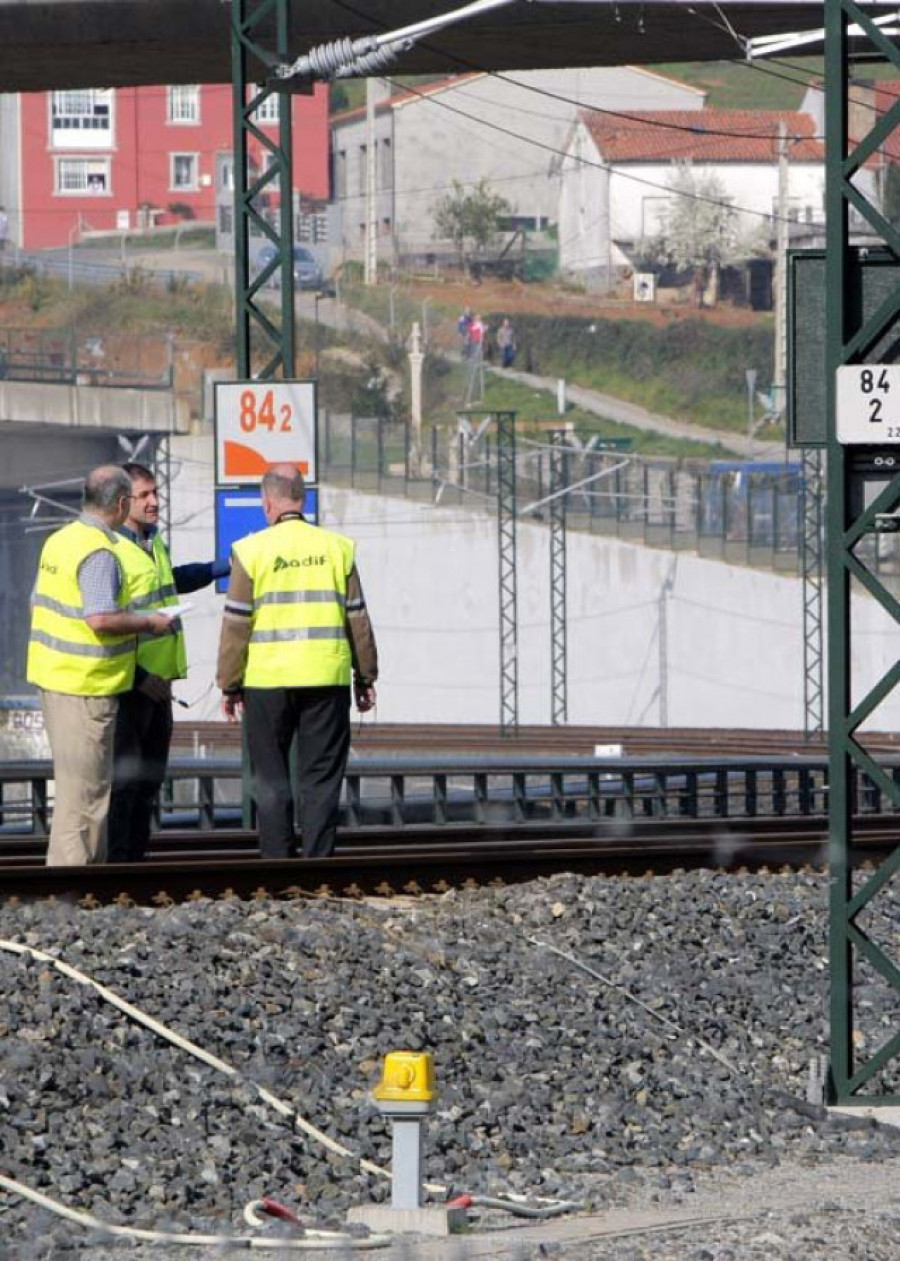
[773,120,789,416]
[365,77,377,286]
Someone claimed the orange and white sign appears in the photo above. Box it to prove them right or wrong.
[214,380,317,486]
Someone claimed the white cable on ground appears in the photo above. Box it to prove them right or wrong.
[0,1173,390,1250]
[0,937,578,1229]
[0,938,386,1179]
[529,937,744,1079]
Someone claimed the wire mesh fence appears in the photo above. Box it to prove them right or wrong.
[320,411,817,574]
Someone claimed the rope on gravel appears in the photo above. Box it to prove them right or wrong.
[0,936,579,1237]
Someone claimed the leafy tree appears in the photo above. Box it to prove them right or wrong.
[351,354,395,421]
[433,178,512,273]
[648,164,739,306]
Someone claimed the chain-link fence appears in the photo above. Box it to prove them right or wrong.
[0,326,173,388]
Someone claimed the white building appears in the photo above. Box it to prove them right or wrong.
[558,107,864,291]
[330,67,705,265]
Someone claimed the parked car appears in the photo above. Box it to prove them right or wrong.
[255,243,324,291]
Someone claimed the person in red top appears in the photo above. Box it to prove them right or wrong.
[469,314,486,356]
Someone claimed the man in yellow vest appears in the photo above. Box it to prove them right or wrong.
[216,463,378,858]
[26,465,175,866]
[107,461,230,862]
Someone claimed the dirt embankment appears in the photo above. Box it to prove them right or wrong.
[403,274,768,329]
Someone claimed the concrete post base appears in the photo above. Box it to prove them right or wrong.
[347,1204,469,1237]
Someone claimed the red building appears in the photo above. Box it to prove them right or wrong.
[0,84,328,250]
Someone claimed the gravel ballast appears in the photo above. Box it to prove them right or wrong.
[1,868,899,1258]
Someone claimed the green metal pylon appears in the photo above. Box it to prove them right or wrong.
[231,0,297,830]
[231,0,296,382]
[826,0,900,1103]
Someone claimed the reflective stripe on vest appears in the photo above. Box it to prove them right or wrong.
[234,519,354,689]
[121,533,187,679]
[26,520,136,696]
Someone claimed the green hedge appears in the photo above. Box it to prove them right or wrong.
[488,313,774,431]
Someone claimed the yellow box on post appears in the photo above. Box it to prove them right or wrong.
[374,1051,437,1105]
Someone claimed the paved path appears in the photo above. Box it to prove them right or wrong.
[498,363,785,460]
[375,1153,900,1258]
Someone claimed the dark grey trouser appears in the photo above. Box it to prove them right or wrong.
[108,689,173,863]
[243,685,351,859]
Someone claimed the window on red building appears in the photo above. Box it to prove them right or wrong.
[50,90,112,148]
[250,93,280,123]
[55,158,110,195]
[171,154,199,191]
[168,87,200,125]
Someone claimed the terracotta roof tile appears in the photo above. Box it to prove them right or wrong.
[579,108,824,164]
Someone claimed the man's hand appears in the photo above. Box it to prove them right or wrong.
[145,612,176,636]
[137,673,171,703]
[222,691,244,723]
[354,679,376,713]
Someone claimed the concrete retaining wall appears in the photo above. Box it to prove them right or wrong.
[169,432,899,733]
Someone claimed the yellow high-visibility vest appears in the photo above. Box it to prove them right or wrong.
[233,518,353,689]
[122,532,187,680]
[27,520,137,696]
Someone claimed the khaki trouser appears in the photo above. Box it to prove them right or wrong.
[41,689,118,866]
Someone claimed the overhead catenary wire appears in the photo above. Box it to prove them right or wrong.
[329,0,900,230]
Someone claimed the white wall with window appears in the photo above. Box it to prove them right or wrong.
[50,89,113,150]
[55,157,111,194]
[170,153,199,192]
[167,86,200,125]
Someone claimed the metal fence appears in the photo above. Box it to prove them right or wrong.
[320,412,813,573]
[0,753,844,840]
[5,752,900,841]
[0,326,174,389]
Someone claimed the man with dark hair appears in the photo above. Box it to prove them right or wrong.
[107,461,229,862]
[27,465,174,865]
[216,463,378,859]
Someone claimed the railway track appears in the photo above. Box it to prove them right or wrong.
[172,721,900,760]
[1,815,893,903]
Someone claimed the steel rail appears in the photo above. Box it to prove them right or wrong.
[1,816,896,903]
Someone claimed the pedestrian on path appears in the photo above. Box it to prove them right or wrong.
[457,307,473,358]
[497,317,517,368]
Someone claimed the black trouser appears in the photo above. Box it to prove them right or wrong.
[244,685,351,859]
[107,690,173,863]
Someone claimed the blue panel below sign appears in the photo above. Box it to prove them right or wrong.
[215,487,319,593]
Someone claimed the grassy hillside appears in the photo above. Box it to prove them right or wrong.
[657,56,897,109]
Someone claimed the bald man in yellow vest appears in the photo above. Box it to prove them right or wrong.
[26,465,174,865]
[216,464,378,859]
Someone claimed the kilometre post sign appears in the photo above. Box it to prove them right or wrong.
[836,365,900,445]
[214,380,317,485]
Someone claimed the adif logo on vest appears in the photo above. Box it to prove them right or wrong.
[274,554,326,571]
